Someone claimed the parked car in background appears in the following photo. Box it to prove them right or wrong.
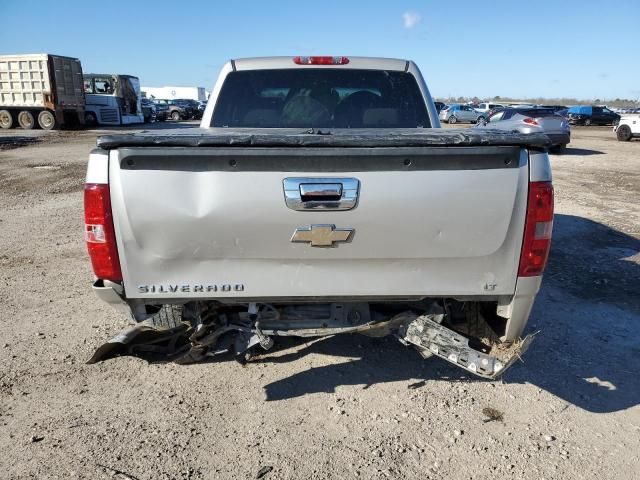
[567,106,620,126]
[141,98,157,123]
[156,99,191,121]
[613,113,640,141]
[476,102,504,115]
[197,101,207,117]
[439,104,484,124]
[478,107,570,152]
[486,105,507,118]
[176,99,202,119]
[152,100,168,121]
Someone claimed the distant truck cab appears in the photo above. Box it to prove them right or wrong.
[83,74,144,126]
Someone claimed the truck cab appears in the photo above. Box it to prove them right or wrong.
[83,74,144,126]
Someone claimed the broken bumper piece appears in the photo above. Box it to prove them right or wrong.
[398,314,533,379]
[88,310,532,379]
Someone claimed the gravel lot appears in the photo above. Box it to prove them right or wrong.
[0,124,638,479]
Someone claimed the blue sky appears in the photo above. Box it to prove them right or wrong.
[2,0,639,100]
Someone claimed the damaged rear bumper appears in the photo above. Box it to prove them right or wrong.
[88,306,533,379]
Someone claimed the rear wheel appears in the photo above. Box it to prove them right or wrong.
[0,109,14,129]
[147,304,185,330]
[18,111,35,129]
[85,111,97,127]
[448,116,457,124]
[37,110,56,130]
[476,116,486,125]
[584,118,592,126]
[550,144,567,153]
[171,110,181,121]
[616,124,632,142]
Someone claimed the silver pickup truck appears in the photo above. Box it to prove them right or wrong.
[85,56,553,378]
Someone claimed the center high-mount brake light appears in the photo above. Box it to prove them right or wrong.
[293,56,350,65]
[518,181,554,277]
[84,183,122,282]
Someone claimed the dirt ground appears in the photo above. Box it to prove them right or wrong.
[0,123,638,480]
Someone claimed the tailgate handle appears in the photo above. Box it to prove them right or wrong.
[300,183,342,201]
[283,177,359,211]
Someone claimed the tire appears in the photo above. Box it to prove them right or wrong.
[550,144,567,154]
[18,111,35,129]
[476,116,486,125]
[171,111,181,121]
[616,125,632,142]
[584,118,592,126]
[448,116,457,124]
[85,111,97,127]
[37,110,56,130]
[147,304,185,330]
[0,109,14,129]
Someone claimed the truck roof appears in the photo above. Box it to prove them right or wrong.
[232,56,410,72]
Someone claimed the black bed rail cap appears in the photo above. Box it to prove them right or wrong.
[96,127,552,150]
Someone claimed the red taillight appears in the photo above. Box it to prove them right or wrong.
[523,117,539,126]
[293,56,350,65]
[84,183,122,281]
[518,181,554,277]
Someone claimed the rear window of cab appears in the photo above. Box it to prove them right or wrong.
[211,69,430,128]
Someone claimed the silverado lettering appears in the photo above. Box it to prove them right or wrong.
[137,284,245,294]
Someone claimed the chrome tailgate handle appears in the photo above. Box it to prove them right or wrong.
[284,177,359,211]
[300,183,342,200]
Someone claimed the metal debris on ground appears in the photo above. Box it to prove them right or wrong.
[86,323,192,364]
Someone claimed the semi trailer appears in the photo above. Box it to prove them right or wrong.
[0,53,85,130]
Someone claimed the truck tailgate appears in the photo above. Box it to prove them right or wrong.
[108,143,530,299]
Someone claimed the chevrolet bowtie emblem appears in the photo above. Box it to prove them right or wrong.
[291,224,354,247]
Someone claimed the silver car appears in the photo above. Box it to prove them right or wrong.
[477,107,571,152]
[439,104,484,124]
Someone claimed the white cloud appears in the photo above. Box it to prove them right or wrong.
[403,11,421,29]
